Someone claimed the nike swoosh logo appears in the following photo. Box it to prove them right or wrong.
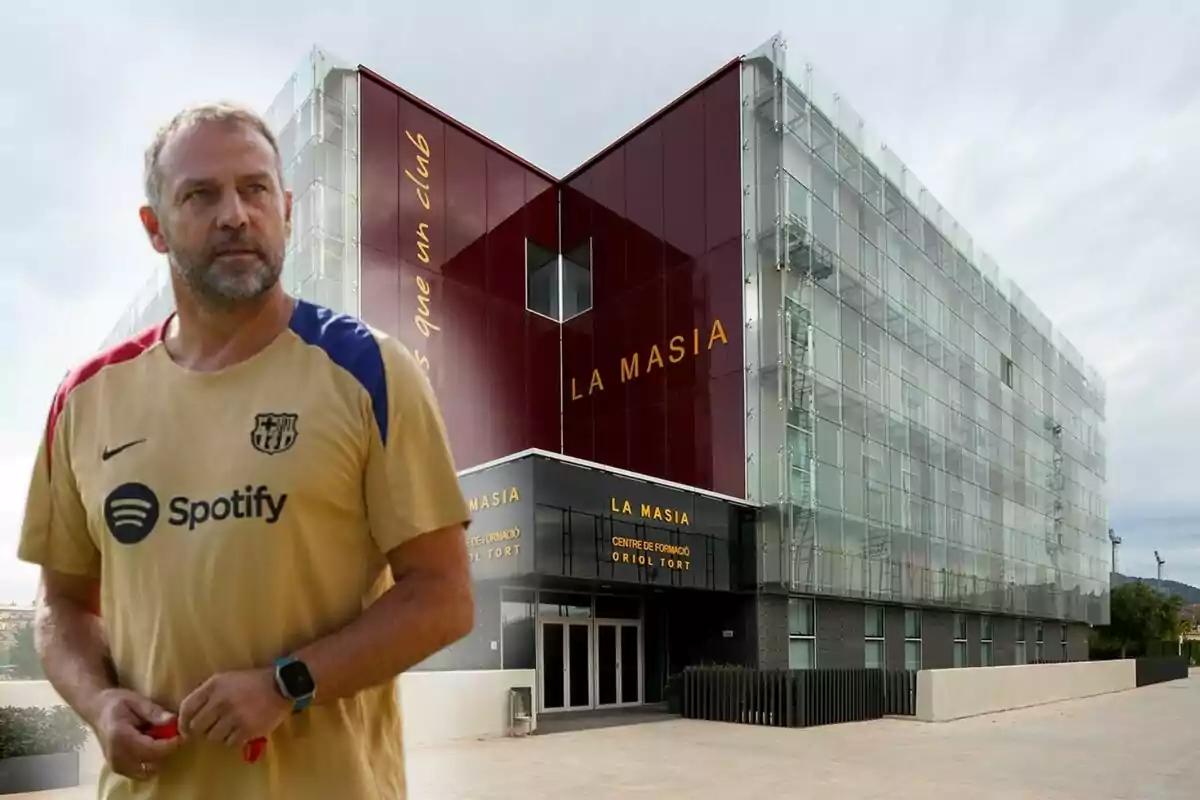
[101,439,146,461]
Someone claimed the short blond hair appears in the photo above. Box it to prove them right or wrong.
[143,102,284,209]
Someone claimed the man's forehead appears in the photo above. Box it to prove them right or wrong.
[160,119,276,182]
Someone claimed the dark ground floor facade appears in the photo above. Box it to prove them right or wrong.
[416,451,1094,713]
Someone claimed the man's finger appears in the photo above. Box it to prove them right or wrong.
[206,713,238,745]
[183,695,224,739]
[177,681,214,735]
[125,729,183,761]
[128,694,175,727]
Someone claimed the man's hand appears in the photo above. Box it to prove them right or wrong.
[90,688,181,781]
[178,668,290,747]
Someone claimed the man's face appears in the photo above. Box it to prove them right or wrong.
[141,119,291,310]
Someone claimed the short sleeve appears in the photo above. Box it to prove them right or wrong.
[364,337,471,554]
[18,402,101,578]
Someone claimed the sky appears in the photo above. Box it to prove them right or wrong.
[0,0,1197,603]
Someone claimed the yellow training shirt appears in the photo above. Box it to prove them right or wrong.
[18,298,471,799]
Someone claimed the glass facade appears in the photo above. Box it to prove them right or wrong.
[741,35,1108,625]
[101,46,361,346]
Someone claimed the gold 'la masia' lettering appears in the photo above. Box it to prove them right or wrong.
[572,318,729,400]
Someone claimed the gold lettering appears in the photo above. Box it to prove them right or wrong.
[414,277,440,339]
[467,487,520,514]
[465,527,523,563]
[566,318,729,401]
[417,222,431,264]
[404,169,432,211]
[709,318,728,349]
[609,534,692,571]
[669,335,686,363]
[620,354,639,382]
[646,345,664,372]
[405,129,431,158]
[407,133,438,369]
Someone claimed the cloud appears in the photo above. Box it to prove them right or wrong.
[2,1,1198,603]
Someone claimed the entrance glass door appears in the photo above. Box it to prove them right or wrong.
[540,619,592,712]
[595,621,641,707]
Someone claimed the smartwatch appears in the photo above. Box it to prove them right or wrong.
[274,655,316,713]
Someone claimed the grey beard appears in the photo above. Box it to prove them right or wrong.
[174,255,282,312]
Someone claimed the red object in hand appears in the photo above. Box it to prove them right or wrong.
[145,718,267,763]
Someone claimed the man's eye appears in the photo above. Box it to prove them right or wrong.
[247,184,268,193]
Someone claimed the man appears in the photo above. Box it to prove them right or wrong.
[17,102,474,798]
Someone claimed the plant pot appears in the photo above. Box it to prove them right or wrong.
[0,752,81,795]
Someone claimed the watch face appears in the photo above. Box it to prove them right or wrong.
[279,660,316,698]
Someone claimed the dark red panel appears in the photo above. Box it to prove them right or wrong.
[709,372,746,498]
[527,313,562,452]
[486,152,528,308]
[443,127,487,283]
[704,69,743,250]
[662,92,706,265]
[562,316,595,460]
[360,77,399,257]
[623,124,664,291]
[526,177,557,251]
[360,246,401,338]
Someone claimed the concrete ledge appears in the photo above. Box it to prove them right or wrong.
[0,669,537,779]
[915,660,1137,722]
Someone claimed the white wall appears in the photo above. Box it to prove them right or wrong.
[399,669,537,747]
[0,669,537,777]
[915,660,1137,722]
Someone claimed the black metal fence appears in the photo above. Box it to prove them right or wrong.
[682,666,916,728]
[1135,656,1189,687]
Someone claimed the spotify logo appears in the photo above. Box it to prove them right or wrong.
[103,482,160,545]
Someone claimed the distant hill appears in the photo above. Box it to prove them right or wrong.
[1112,572,1200,604]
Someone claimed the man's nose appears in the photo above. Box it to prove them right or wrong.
[215,188,250,229]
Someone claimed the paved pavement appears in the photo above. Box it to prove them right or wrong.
[23,674,1200,799]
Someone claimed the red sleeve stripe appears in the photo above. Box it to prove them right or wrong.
[46,322,167,464]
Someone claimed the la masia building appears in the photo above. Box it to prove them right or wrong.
[104,34,1109,716]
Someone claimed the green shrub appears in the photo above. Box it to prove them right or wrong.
[0,706,89,759]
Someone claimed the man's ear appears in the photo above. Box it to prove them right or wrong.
[139,206,169,255]
[283,189,293,240]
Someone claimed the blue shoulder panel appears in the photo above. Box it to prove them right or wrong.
[289,300,389,446]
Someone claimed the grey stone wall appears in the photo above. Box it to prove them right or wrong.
[815,599,865,669]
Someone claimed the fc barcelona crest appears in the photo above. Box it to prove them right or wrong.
[250,412,299,455]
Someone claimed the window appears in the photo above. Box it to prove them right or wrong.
[1034,620,1044,662]
[903,609,922,670]
[500,588,536,670]
[525,237,593,322]
[1000,354,1014,388]
[1061,623,1069,661]
[789,598,816,669]
[980,616,994,666]
[1015,619,1027,665]
[953,613,968,667]
[865,605,886,668]
[561,239,593,320]
[526,239,558,320]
